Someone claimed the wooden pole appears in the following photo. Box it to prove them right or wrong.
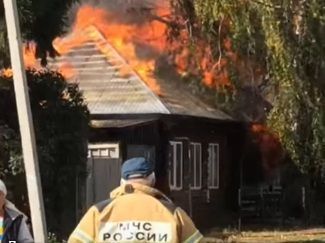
[3,0,47,242]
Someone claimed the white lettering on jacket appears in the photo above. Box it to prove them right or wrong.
[99,221,172,242]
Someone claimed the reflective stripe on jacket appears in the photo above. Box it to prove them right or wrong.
[69,183,203,243]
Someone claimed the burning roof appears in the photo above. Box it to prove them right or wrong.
[48,26,231,120]
[0,2,233,122]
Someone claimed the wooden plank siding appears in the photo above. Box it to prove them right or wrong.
[88,120,169,193]
[163,118,242,228]
[87,117,245,230]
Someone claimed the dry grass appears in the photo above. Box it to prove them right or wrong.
[203,228,325,242]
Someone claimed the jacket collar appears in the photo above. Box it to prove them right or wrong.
[5,207,21,221]
[110,183,172,203]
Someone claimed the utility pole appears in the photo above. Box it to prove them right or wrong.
[3,0,47,242]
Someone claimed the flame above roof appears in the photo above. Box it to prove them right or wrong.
[49,26,232,121]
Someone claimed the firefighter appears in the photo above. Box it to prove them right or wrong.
[68,157,203,243]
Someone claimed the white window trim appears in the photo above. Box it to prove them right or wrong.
[208,143,220,189]
[190,142,202,190]
[88,143,120,159]
[169,141,183,191]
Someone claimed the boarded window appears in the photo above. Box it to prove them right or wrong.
[169,141,183,190]
[208,143,220,189]
[190,143,202,189]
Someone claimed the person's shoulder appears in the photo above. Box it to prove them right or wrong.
[173,207,203,242]
[93,198,114,213]
[155,197,178,216]
[5,206,24,220]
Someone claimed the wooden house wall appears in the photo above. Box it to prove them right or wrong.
[88,121,169,192]
[88,117,245,229]
[161,118,245,228]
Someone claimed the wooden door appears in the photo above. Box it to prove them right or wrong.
[86,144,121,206]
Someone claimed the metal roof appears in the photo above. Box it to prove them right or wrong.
[48,27,232,121]
[91,118,158,128]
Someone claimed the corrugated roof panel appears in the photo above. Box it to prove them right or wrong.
[49,42,170,115]
[49,27,233,121]
[91,118,158,128]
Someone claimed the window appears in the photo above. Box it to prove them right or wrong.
[208,143,219,189]
[190,143,202,189]
[169,141,183,190]
[88,143,119,158]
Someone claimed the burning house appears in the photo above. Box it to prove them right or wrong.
[48,25,245,229]
[0,0,310,234]
[41,1,247,230]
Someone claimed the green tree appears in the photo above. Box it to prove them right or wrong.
[0,0,86,237]
[0,0,78,66]
[169,0,325,182]
[0,69,89,238]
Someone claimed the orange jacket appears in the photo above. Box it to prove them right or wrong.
[68,183,203,243]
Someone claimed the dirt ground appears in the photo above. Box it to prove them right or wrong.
[202,228,325,242]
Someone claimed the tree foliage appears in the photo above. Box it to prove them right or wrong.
[0,0,88,236]
[170,0,325,181]
[0,0,78,66]
[0,69,89,236]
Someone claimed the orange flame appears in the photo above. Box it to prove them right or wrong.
[58,63,77,80]
[53,4,170,94]
[170,32,235,89]
[0,3,236,92]
[0,41,74,80]
[166,14,246,90]
[0,42,41,78]
[0,3,262,93]
[0,68,13,78]
[23,42,39,69]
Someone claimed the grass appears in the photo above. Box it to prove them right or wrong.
[202,228,325,242]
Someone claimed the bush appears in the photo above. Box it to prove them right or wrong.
[0,69,89,238]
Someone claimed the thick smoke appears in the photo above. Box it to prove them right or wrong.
[68,0,167,26]
[65,0,169,61]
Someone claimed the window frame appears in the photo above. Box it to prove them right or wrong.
[189,142,202,190]
[208,143,220,189]
[169,141,183,191]
[88,143,120,159]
